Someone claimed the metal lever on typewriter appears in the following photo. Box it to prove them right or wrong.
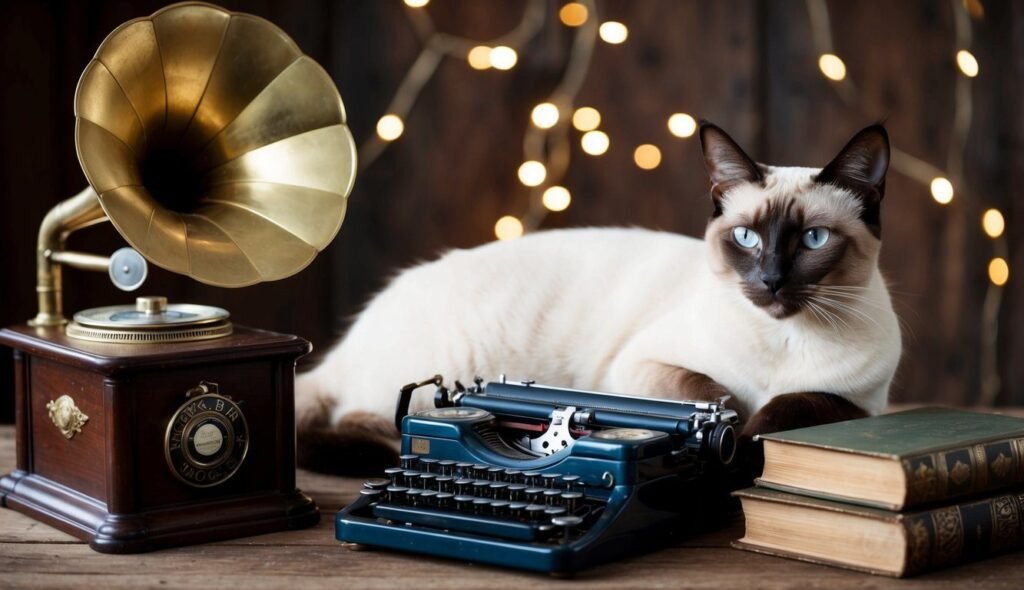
[394,375,445,431]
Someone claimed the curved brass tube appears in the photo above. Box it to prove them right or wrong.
[30,187,107,326]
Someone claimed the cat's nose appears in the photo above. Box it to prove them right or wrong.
[761,273,784,294]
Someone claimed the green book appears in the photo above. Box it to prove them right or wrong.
[756,407,1024,510]
[733,487,1024,577]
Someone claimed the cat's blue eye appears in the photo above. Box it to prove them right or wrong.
[802,227,830,249]
[732,227,760,249]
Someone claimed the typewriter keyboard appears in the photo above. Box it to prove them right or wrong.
[357,455,605,543]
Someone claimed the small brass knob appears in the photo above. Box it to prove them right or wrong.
[136,296,168,315]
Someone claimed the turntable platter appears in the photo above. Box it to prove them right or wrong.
[66,296,232,343]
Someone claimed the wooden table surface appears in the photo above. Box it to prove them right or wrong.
[3,424,1024,589]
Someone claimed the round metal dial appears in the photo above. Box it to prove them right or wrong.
[591,428,661,441]
[165,393,249,488]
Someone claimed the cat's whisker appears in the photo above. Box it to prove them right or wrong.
[811,295,883,332]
[805,298,850,332]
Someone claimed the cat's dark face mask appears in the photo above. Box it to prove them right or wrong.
[698,123,890,319]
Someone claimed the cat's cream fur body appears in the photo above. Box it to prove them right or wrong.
[298,166,901,425]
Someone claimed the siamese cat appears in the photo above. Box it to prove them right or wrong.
[295,123,902,474]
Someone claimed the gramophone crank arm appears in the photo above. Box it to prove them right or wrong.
[30,186,147,326]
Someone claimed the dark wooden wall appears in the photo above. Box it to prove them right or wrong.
[1,0,1021,422]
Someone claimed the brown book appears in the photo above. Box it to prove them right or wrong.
[733,487,1024,577]
[756,408,1024,510]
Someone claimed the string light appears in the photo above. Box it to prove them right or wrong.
[376,114,404,141]
[517,160,547,186]
[403,0,429,7]
[598,21,628,44]
[542,186,572,211]
[989,257,1010,286]
[494,216,524,240]
[982,209,1005,238]
[633,144,662,170]
[956,49,979,77]
[581,130,609,155]
[559,2,588,27]
[572,107,601,131]
[930,177,954,204]
[489,46,518,70]
[467,46,492,70]
[667,113,697,138]
[531,103,560,129]
[818,53,847,81]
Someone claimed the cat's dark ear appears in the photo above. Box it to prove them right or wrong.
[815,125,889,235]
[699,122,763,216]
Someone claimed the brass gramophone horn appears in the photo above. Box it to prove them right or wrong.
[31,2,356,326]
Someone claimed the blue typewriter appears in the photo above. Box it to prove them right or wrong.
[335,375,741,574]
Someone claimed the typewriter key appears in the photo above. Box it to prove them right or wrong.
[455,462,474,477]
[472,464,490,478]
[551,515,583,543]
[525,487,545,502]
[509,501,528,519]
[400,454,419,469]
[418,473,438,488]
[507,484,528,501]
[419,457,439,472]
[472,480,491,498]
[435,476,454,493]
[420,490,438,506]
[543,489,562,505]
[402,470,420,487]
[561,491,583,512]
[504,469,523,483]
[438,460,457,476]
[454,478,473,494]
[489,482,510,498]
[544,506,567,517]
[383,467,403,481]
[406,488,424,506]
[435,492,454,509]
[359,489,384,504]
[486,466,505,481]
[541,473,562,488]
[363,478,390,490]
[489,500,510,517]
[560,475,581,489]
[472,498,491,515]
[386,485,408,502]
[525,504,547,522]
[522,471,542,486]
[454,495,474,511]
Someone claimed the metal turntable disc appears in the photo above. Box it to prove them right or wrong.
[66,296,233,344]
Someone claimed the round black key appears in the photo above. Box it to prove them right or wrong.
[454,478,473,494]
[418,473,438,489]
[406,488,424,506]
[522,471,542,486]
[541,473,562,488]
[386,485,408,503]
[489,500,510,517]
[419,457,440,473]
[544,506,567,517]
[403,470,421,487]
[486,466,505,481]
[420,490,438,506]
[436,492,454,508]
[560,475,581,489]
[543,489,562,505]
[472,498,491,514]
[507,484,528,501]
[489,482,510,498]
[438,460,457,476]
[472,480,491,498]
[524,503,547,522]
[525,487,545,502]
[359,489,384,503]
[472,464,490,478]
[455,462,474,477]
[454,494,474,511]
[399,454,419,469]
[363,478,390,490]
[384,467,404,479]
[504,469,523,483]
[435,476,454,493]
[561,491,584,512]
[551,515,583,542]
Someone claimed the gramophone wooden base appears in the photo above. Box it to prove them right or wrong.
[0,324,320,553]
[1,470,318,553]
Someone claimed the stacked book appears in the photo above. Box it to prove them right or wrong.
[733,407,1024,576]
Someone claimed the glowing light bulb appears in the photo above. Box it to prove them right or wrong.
[403,0,429,7]
[956,49,979,77]
[633,144,662,170]
[518,160,547,187]
[559,2,588,27]
[376,114,404,141]
[930,177,954,204]
[572,107,601,131]
[495,216,524,240]
[982,208,1005,238]
[467,46,492,70]
[989,257,1010,286]
[818,54,847,81]
[667,113,697,138]
[489,46,518,70]
[581,130,609,155]
[531,103,560,129]
[599,22,628,44]
[542,186,572,211]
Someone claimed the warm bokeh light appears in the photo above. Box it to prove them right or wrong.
[467,46,492,70]
[667,113,697,138]
[956,49,979,77]
[572,107,601,131]
[489,46,518,70]
[376,114,404,141]
[633,144,662,170]
[558,2,588,27]
[542,186,572,211]
[403,0,430,7]
[581,130,610,155]
[930,177,954,204]
[989,257,1010,286]
[517,160,547,186]
[531,103,560,129]
[495,216,524,240]
[983,208,1005,238]
[598,21,628,44]
[818,54,847,81]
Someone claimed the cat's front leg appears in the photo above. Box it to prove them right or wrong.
[609,359,732,403]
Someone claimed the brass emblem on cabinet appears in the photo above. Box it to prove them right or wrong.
[164,382,250,488]
[46,395,89,440]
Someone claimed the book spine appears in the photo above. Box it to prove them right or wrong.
[901,436,1024,507]
[903,491,1024,576]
